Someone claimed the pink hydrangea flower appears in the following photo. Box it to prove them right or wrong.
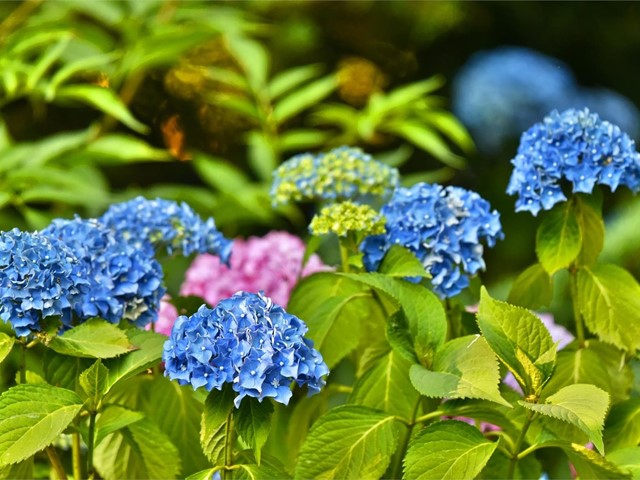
[154,299,178,336]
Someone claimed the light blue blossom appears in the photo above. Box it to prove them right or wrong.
[42,218,165,328]
[507,108,640,215]
[100,196,232,262]
[452,47,575,154]
[163,291,328,407]
[270,146,399,206]
[0,229,87,336]
[361,183,503,298]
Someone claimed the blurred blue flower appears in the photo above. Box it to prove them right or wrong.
[42,218,165,328]
[163,291,328,407]
[507,108,640,215]
[0,229,87,336]
[270,146,399,206]
[453,47,576,154]
[100,196,232,263]
[361,183,503,298]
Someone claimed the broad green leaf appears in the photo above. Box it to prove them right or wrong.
[386,311,418,363]
[403,420,497,479]
[201,386,235,465]
[273,74,337,124]
[0,384,83,465]
[520,384,610,453]
[477,287,557,395]
[507,263,553,309]
[234,451,289,480]
[577,264,640,352]
[0,457,33,480]
[605,399,640,452]
[47,319,133,359]
[574,196,605,266]
[246,131,277,181]
[103,330,165,393]
[341,272,447,365]
[378,245,429,278]
[85,134,171,163]
[95,405,144,447]
[607,447,640,479]
[55,85,149,133]
[409,335,511,407]
[294,405,399,480]
[0,333,14,365]
[236,398,273,465]
[278,129,330,151]
[476,449,542,480]
[185,469,217,480]
[79,360,109,407]
[349,350,420,421]
[535,202,582,275]
[43,350,92,391]
[268,64,323,99]
[565,443,630,479]
[192,153,249,194]
[440,399,517,436]
[94,417,181,480]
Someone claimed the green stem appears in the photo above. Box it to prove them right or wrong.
[339,239,351,273]
[222,410,235,480]
[72,432,82,480]
[413,410,445,425]
[569,267,585,346]
[87,411,97,480]
[46,446,67,480]
[389,398,421,479]
[19,340,26,384]
[507,412,535,479]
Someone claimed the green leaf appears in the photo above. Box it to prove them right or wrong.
[409,335,511,407]
[55,85,149,133]
[378,245,429,278]
[520,384,610,454]
[349,350,420,421]
[246,131,277,181]
[278,129,330,151]
[47,318,133,359]
[85,134,171,163]
[605,399,640,452]
[185,469,217,480]
[103,330,165,394]
[201,386,235,465]
[95,405,144,447]
[234,451,289,480]
[192,152,249,194]
[268,64,323,99]
[236,398,273,465]
[46,52,119,99]
[577,264,640,352]
[94,417,181,480]
[477,287,557,395]
[507,263,553,309]
[79,360,109,407]
[0,384,83,465]
[386,311,418,363]
[294,405,399,480]
[273,74,337,124]
[340,272,447,365]
[43,350,92,391]
[403,420,497,479]
[225,36,269,90]
[574,196,605,266]
[370,76,445,115]
[607,447,640,479]
[564,443,630,479]
[535,202,582,275]
[421,110,474,153]
[476,449,541,480]
[0,333,14,365]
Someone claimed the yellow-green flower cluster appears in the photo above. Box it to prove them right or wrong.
[271,146,399,206]
[309,202,386,238]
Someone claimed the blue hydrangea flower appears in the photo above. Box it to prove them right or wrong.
[42,218,165,328]
[100,197,232,262]
[507,108,640,215]
[452,47,576,154]
[270,146,399,206]
[0,229,88,336]
[361,183,503,298]
[163,291,329,407]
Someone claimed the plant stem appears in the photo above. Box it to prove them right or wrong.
[389,398,421,479]
[412,410,445,425]
[19,340,26,384]
[87,411,97,480]
[339,239,351,273]
[507,412,535,479]
[72,432,82,480]
[222,410,235,480]
[46,446,67,480]
[569,267,585,347]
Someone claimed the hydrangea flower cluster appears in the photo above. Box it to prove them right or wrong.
[270,146,399,206]
[100,196,233,262]
[180,231,329,312]
[507,108,640,215]
[0,229,87,336]
[42,218,165,328]
[453,47,575,153]
[309,201,386,238]
[361,183,503,298]
[163,291,329,407]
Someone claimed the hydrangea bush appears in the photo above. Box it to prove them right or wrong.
[0,125,639,480]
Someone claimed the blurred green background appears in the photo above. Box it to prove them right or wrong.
[0,0,638,285]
